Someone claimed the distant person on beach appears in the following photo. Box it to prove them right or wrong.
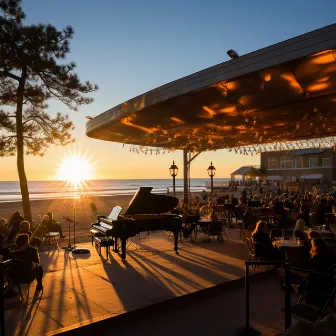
[0,218,10,240]
[201,190,207,201]
[45,212,66,238]
[7,211,24,241]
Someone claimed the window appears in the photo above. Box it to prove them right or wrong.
[295,157,303,168]
[268,157,278,168]
[322,158,331,167]
[280,156,293,168]
[309,158,318,167]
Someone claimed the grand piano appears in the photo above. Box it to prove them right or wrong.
[91,187,182,259]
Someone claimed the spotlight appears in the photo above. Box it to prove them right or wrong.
[85,116,93,120]
[227,49,239,59]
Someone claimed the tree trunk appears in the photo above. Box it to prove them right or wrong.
[16,67,32,223]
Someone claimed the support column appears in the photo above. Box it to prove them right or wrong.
[183,149,189,203]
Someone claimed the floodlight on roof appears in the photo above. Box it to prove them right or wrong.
[227,49,239,59]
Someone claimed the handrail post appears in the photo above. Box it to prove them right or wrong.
[245,263,250,330]
[0,262,4,336]
[284,263,292,330]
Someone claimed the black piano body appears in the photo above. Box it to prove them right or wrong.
[91,187,182,259]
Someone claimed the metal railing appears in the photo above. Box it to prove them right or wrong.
[243,261,336,334]
[244,261,291,333]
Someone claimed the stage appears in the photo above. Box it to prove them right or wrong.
[4,230,287,335]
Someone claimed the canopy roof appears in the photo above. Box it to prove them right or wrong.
[87,25,336,151]
[231,166,264,177]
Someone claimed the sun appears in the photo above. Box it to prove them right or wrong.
[58,155,92,185]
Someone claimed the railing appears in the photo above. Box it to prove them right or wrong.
[243,261,336,334]
[243,261,291,333]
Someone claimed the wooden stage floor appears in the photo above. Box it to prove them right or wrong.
[4,230,288,335]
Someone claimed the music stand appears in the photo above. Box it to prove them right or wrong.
[62,204,90,254]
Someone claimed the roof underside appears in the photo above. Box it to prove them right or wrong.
[87,25,336,151]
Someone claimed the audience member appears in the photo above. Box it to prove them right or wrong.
[252,221,284,260]
[19,221,42,248]
[46,212,65,238]
[297,206,310,228]
[10,234,43,290]
[0,218,10,239]
[7,211,24,241]
[0,233,11,261]
[294,219,307,241]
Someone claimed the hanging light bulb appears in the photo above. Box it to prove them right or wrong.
[264,74,272,82]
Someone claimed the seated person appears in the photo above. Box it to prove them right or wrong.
[308,230,320,242]
[297,206,310,228]
[45,212,65,238]
[0,233,11,261]
[33,216,51,239]
[230,194,238,206]
[10,234,43,291]
[252,221,284,260]
[316,198,327,226]
[7,211,24,241]
[19,221,42,248]
[294,219,307,241]
[201,190,207,202]
[0,218,10,240]
[309,238,336,273]
[243,209,255,230]
[273,199,285,215]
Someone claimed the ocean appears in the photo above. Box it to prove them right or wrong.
[0,178,231,203]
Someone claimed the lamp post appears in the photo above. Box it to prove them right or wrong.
[169,161,179,196]
[207,161,216,197]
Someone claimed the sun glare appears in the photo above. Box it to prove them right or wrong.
[58,155,92,185]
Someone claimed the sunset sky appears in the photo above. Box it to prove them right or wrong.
[1,0,336,181]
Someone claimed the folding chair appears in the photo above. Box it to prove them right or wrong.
[4,259,32,302]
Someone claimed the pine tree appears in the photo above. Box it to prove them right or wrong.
[0,0,98,223]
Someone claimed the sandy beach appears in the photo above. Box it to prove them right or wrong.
[0,192,193,244]
[0,194,133,244]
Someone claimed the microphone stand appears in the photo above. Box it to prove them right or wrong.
[62,204,77,251]
[62,181,90,254]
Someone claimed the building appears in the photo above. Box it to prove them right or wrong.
[260,148,336,186]
[230,166,264,182]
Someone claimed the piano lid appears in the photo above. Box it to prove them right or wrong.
[124,187,179,216]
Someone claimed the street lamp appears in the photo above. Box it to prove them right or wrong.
[207,161,216,196]
[169,160,178,196]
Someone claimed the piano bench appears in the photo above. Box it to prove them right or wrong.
[90,229,105,245]
[94,237,115,260]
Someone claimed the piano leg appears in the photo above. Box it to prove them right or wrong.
[121,238,127,260]
[114,237,119,253]
[173,232,179,255]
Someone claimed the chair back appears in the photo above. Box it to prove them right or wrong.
[32,224,49,239]
[244,237,254,252]
[242,229,252,240]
